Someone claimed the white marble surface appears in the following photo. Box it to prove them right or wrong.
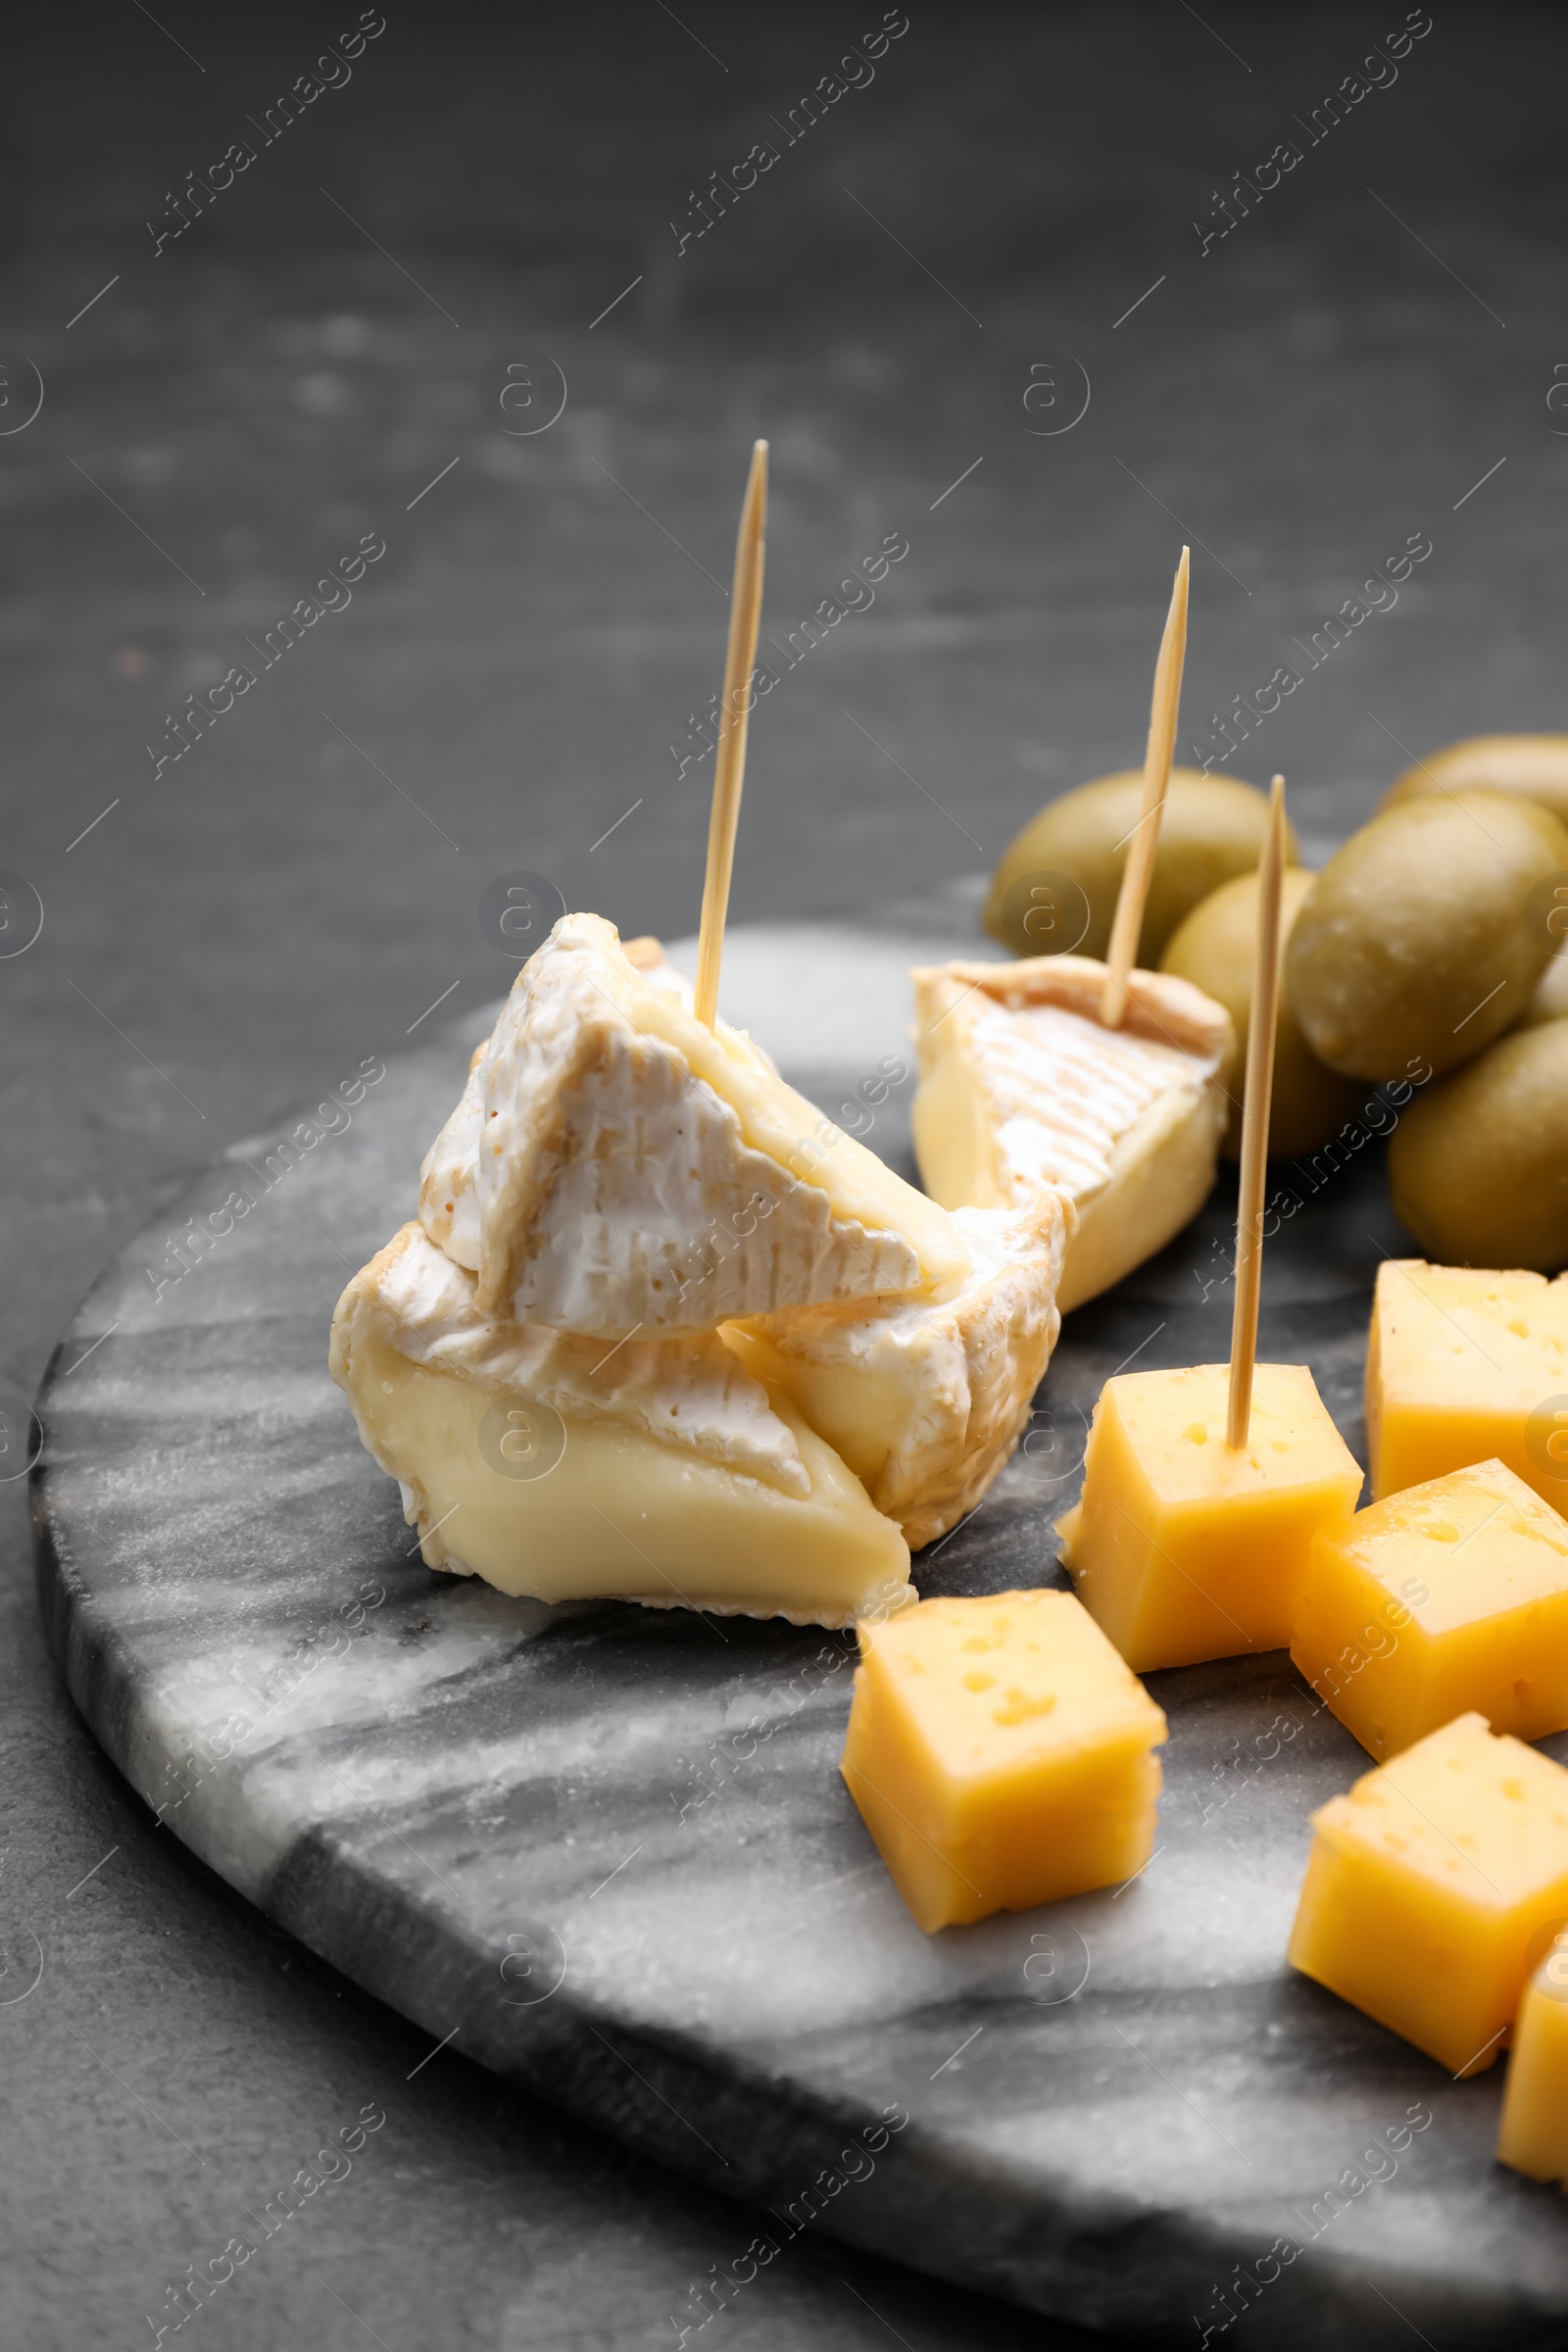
[32,923,1568,2351]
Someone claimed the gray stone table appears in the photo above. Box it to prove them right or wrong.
[8,6,1568,2345]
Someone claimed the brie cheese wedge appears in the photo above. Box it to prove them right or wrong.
[419,912,970,1334]
[416,932,698,1277]
[731,1194,1071,1550]
[329,1223,911,1627]
[910,955,1232,1314]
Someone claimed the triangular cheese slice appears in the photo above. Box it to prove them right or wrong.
[418,934,699,1278]
[729,1194,1070,1550]
[910,955,1232,1314]
[420,912,970,1332]
[330,1223,911,1627]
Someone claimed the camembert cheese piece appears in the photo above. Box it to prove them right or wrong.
[330,1224,910,1626]
[1288,1711,1568,2077]
[841,1590,1167,1932]
[1291,1460,1568,1759]
[731,1196,1071,1550]
[1366,1259,1568,1512]
[909,955,1232,1313]
[420,912,970,1333]
[1497,1939,1568,2187]
[1055,1362,1362,1670]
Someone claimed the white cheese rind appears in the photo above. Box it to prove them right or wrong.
[338,1223,810,1493]
[910,955,1232,1314]
[419,1042,486,1271]
[976,1001,1209,1200]
[464,1027,924,1333]
[419,912,967,1332]
[732,1195,1070,1550]
[420,949,703,1279]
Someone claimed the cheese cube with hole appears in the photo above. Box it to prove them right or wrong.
[1366,1260,1568,1513]
[840,1589,1167,1933]
[1496,1936,1568,2186]
[1291,1460,1568,1759]
[1054,1363,1363,1671]
[1287,1712,1568,2075]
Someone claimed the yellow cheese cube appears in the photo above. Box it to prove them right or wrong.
[1367,1259,1568,1512]
[840,1590,1167,1933]
[1292,1460,1568,1759]
[1054,1364,1363,1671]
[1497,1938,1568,2186]
[1287,1711,1568,2076]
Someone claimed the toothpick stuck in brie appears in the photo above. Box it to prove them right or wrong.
[334,912,1077,1626]
[909,955,1233,1314]
[420,912,971,1334]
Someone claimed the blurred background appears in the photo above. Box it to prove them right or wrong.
[3,5,1563,2344]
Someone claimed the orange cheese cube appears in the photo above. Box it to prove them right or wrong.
[1291,1460,1568,1759]
[840,1589,1167,1933]
[1054,1363,1363,1671]
[1287,1711,1568,2075]
[1497,1937,1568,2187]
[1366,1260,1568,1512]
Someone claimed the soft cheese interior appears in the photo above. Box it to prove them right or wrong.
[732,1198,1070,1550]
[910,955,1233,1314]
[332,1225,912,1625]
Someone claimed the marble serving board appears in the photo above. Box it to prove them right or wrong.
[31,915,1568,2351]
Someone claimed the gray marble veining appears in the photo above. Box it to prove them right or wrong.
[31,921,1568,2349]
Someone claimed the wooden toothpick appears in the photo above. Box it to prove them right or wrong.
[1101,546,1191,1028]
[693,440,768,1030]
[1226,773,1288,1450]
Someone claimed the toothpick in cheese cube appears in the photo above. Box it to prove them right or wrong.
[1292,1459,1568,1759]
[1367,1259,1568,1514]
[1054,1362,1362,1671]
[1497,1936,1568,2187]
[1288,1710,1568,2076]
[840,1589,1167,1932]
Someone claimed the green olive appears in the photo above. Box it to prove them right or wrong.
[1381,734,1568,828]
[1285,791,1568,1082]
[985,768,1296,963]
[1389,1022,1568,1272]
[1521,952,1568,1028]
[1160,868,1363,1159]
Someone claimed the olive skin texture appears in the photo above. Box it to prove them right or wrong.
[985,768,1295,964]
[1382,734,1568,828]
[1285,791,1568,1082]
[1521,953,1568,1028]
[1390,1022,1568,1272]
[1160,868,1363,1160]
